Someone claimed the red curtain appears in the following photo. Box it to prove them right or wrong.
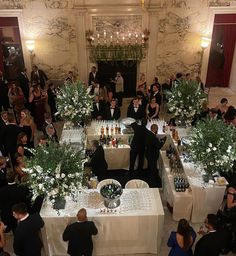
[206,14,236,87]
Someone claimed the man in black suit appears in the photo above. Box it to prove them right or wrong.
[194,214,228,256]
[104,98,121,120]
[88,66,99,87]
[151,84,162,107]
[0,171,31,233]
[129,120,146,172]
[89,140,108,181]
[0,70,9,111]
[18,68,30,104]
[127,97,146,120]
[30,65,48,89]
[91,96,106,120]
[41,112,58,139]
[0,157,7,189]
[63,208,98,256]
[1,113,22,160]
[145,124,165,174]
[12,202,44,256]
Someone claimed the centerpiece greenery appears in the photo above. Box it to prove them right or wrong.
[187,118,236,175]
[166,80,206,126]
[23,142,85,209]
[57,81,93,126]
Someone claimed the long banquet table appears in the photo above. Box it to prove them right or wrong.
[40,188,164,256]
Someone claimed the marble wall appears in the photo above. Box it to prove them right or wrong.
[0,0,235,83]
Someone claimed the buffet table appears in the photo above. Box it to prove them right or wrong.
[40,188,164,256]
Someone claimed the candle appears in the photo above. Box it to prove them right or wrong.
[135,34,138,38]
[128,33,131,38]
[110,35,113,42]
[122,36,125,42]
[104,31,106,38]
[97,33,100,38]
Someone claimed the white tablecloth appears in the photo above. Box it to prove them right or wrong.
[40,188,164,256]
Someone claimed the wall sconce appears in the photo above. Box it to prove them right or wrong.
[25,40,35,53]
[201,37,211,50]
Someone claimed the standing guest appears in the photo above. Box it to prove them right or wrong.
[0,70,9,111]
[127,97,146,120]
[8,83,25,121]
[17,132,33,158]
[0,157,7,189]
[63,208,98,256]
[167,218,196,256]
[137,73,147,91]
[89,140,108,181]
[1,113,22,160]
[41,113,58,139]
[215,98,229,119]
[174,73,183,87]
[30,65,48,89]
[151,84,162,107]
[0,171,31,233]
[47,81,58,121]
[194,214,227,256]
[19,109,35,147]
[112,72,124,107]
[13,153,26,182]
[150,77,161,92]
[29,83,47,131]
[45,124,59,143]
[129,119,146,172]
[145,124,166,175]
[104,98,120,120]
[12,202,44,256]
[37,135,48,146]
[146,97,159,120]
[0,111,8,129]
[88,66,99,87]
[91,96,106,120]
[64,71,75,85]
[18,68,30,105]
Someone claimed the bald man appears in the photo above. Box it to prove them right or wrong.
[63,208,98,256]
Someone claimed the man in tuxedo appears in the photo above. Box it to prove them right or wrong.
[127,97,146,120]
[30,65,48,89]
[91,96,106,120]
[151,84,162,106]
[145,124,165,174]
[42,112,58,139]
[0,70,9,111]
[194,214,228,256]
[1,113,22,160]
[63,208,98,256]
[12,202,44,256]
[88,66,99,87]
[18,68,30,104]
[129,119,147,172]
[0,172,31,233]
[104,98,120,120]
[89,140,108,181]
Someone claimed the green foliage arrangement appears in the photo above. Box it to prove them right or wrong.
[166,80,206,126]
[24,142,85,204]
[187,118,236,175]
[57,81,93,125]
[89,44,145,62]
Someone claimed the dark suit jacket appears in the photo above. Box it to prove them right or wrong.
[1,124,22,155]
[90,146,108,177]
[88,72,99,86]
[194,230,227,256]
[105,106,121,120]
[13,213,44,256]
[0,183,31,230]
[91,100,106,119]
[18,72,30,100]
[127,104,146,120]
[63,221,98,255]
[145,129,163,160]
[151,91,162,106]
[31,70,48,89]
[130,122,146,152]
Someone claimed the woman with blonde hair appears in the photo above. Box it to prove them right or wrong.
[19,109,35,147]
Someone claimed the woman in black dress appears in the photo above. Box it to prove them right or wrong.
[146,96,159,120]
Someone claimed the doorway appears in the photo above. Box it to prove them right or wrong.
[97,61,137,97]
[0,17,24,81]
[206,14,236,87]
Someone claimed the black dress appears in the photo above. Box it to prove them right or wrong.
[148,104,158,119]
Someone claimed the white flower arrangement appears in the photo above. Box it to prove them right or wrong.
[57,81,93,125]
[187,119,236,175]
[23,142,85,204]
[166,80,206,126]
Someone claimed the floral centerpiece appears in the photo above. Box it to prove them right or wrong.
[23,142,85,210]
[57,81,93,127]
[166,80,206,126]
[187,118,236,176]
